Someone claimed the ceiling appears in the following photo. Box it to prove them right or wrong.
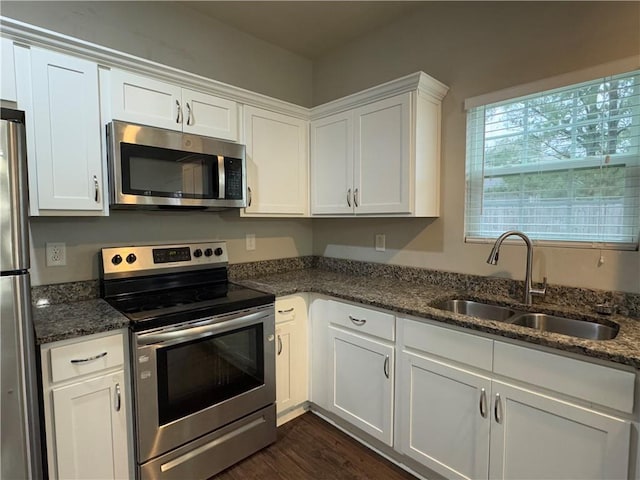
[183,1,426,60]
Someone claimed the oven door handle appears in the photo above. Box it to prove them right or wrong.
[137,309,272,347]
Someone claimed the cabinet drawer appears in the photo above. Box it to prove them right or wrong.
[329,300,394,341]
[399,318,493,372]
[493,341,635,413]
[49,333,124,383]
[275,294,307,324]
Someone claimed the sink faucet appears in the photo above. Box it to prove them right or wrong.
[486,230,547,305]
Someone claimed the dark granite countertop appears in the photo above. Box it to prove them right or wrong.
[33,299,129,345]
[235,269,640,369]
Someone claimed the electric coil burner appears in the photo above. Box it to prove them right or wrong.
[100,242,276,480]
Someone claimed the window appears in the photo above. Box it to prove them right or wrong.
[465,70,640,249]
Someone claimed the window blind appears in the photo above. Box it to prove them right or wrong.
[465,70,640,249]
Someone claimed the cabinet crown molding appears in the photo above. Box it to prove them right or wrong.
[311,71,449,120]
[0,16,308,119]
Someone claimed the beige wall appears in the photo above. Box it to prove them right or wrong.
[1,1,314,285]
[1,1,313,106]
[29,212,312,286]
[312,2,640,294]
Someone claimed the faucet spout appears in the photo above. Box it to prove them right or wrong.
[486,230,546,305]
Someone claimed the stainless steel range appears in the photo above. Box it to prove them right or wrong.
[100,242,276,480]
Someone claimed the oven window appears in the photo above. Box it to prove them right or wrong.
[120,142,217,199]
[156,324,264,425]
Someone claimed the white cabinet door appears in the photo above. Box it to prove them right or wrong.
[52,370,129,480]
[1,38,17,102]
[310,111,354,215]
[489,380,631,480]
[398,351,491,480]
[182,88,238,141]
[243,106,309,216]
[310,297,330,410]
[354,92,411,214]
[30,48,104,212]
[110,69,182,131]
[275,322,294,414]
[328,326,394,445]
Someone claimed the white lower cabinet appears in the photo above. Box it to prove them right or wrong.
[329,326,394,445]
[41,330,132,480]
[489,380,630,480]
[399,351,491,480]
[275,294,308,424]
[52,371,129,480]
[397,318,632,480]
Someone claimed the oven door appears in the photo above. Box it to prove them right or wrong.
[133,305,275,463]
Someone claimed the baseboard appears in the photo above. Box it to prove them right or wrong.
[277,403,309,426]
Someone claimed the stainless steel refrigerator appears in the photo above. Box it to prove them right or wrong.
[1,108,43,479]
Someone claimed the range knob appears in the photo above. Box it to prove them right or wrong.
[214,247,224,256]
[126,253,137,264]
[111,254,122,265]
[193,249,203,258]
[204,248,213,257]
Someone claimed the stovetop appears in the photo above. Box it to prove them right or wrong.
[100,242,274,331]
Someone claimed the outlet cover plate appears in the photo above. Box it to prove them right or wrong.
[46,242,66,267]
[246,234,256,251]
[375,234,386,252]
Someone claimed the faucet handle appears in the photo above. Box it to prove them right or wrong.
[531,276,547,297]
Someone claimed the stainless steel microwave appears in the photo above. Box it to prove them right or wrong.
[106,121,246,209]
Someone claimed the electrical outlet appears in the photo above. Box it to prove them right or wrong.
[46,242,66,267]
[375,234,386,252]
[245,234,256,251]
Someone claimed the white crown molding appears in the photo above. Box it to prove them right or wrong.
[0,16,309,119]
[311,71,449,120]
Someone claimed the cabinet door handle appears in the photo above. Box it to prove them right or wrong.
[93,175,99,203]
[383,355,390,379]
[70,351,108,364]
[247,186,252,207]
[349,315,366,326]
[176,100,183,124]
[347,188,352,207]
[494,393,502,424]
[277,307,294,314]
[479,388,488,418]
[354,188,359,207]
[277,335,283,355]
[186,102,193,125]
[114,383,121,412]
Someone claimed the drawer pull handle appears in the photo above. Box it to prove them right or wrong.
[277,307,294,314]
[277,335,283,356]
[114,383,121,412]
[479,388,488,418]
[383,355,390,379]
[494,393,502,424]
[70,351,108,364]
[354,188,359,208]
[349,315,366,326]
[347,188,352,207]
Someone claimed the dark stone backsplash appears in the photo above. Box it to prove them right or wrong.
[32,255,640,318]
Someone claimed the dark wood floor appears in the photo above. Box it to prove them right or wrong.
[212,413,417,480]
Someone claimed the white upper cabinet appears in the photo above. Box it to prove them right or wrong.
[1,38,17,102]
[109,69,238,141]
[311,72,448,217]
[16,46,106,215]
[242,106,309,216]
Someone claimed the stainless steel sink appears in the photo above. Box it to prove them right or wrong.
[431,299,517,322]
[509,313,619,341]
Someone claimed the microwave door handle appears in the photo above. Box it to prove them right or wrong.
[217,155,225,199]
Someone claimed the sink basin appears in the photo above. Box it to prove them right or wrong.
[432,299,517,322]
[509,313,619,341]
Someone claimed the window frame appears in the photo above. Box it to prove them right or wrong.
[464,71,640,251]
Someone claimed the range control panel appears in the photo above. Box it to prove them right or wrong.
[101,242,228,278]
